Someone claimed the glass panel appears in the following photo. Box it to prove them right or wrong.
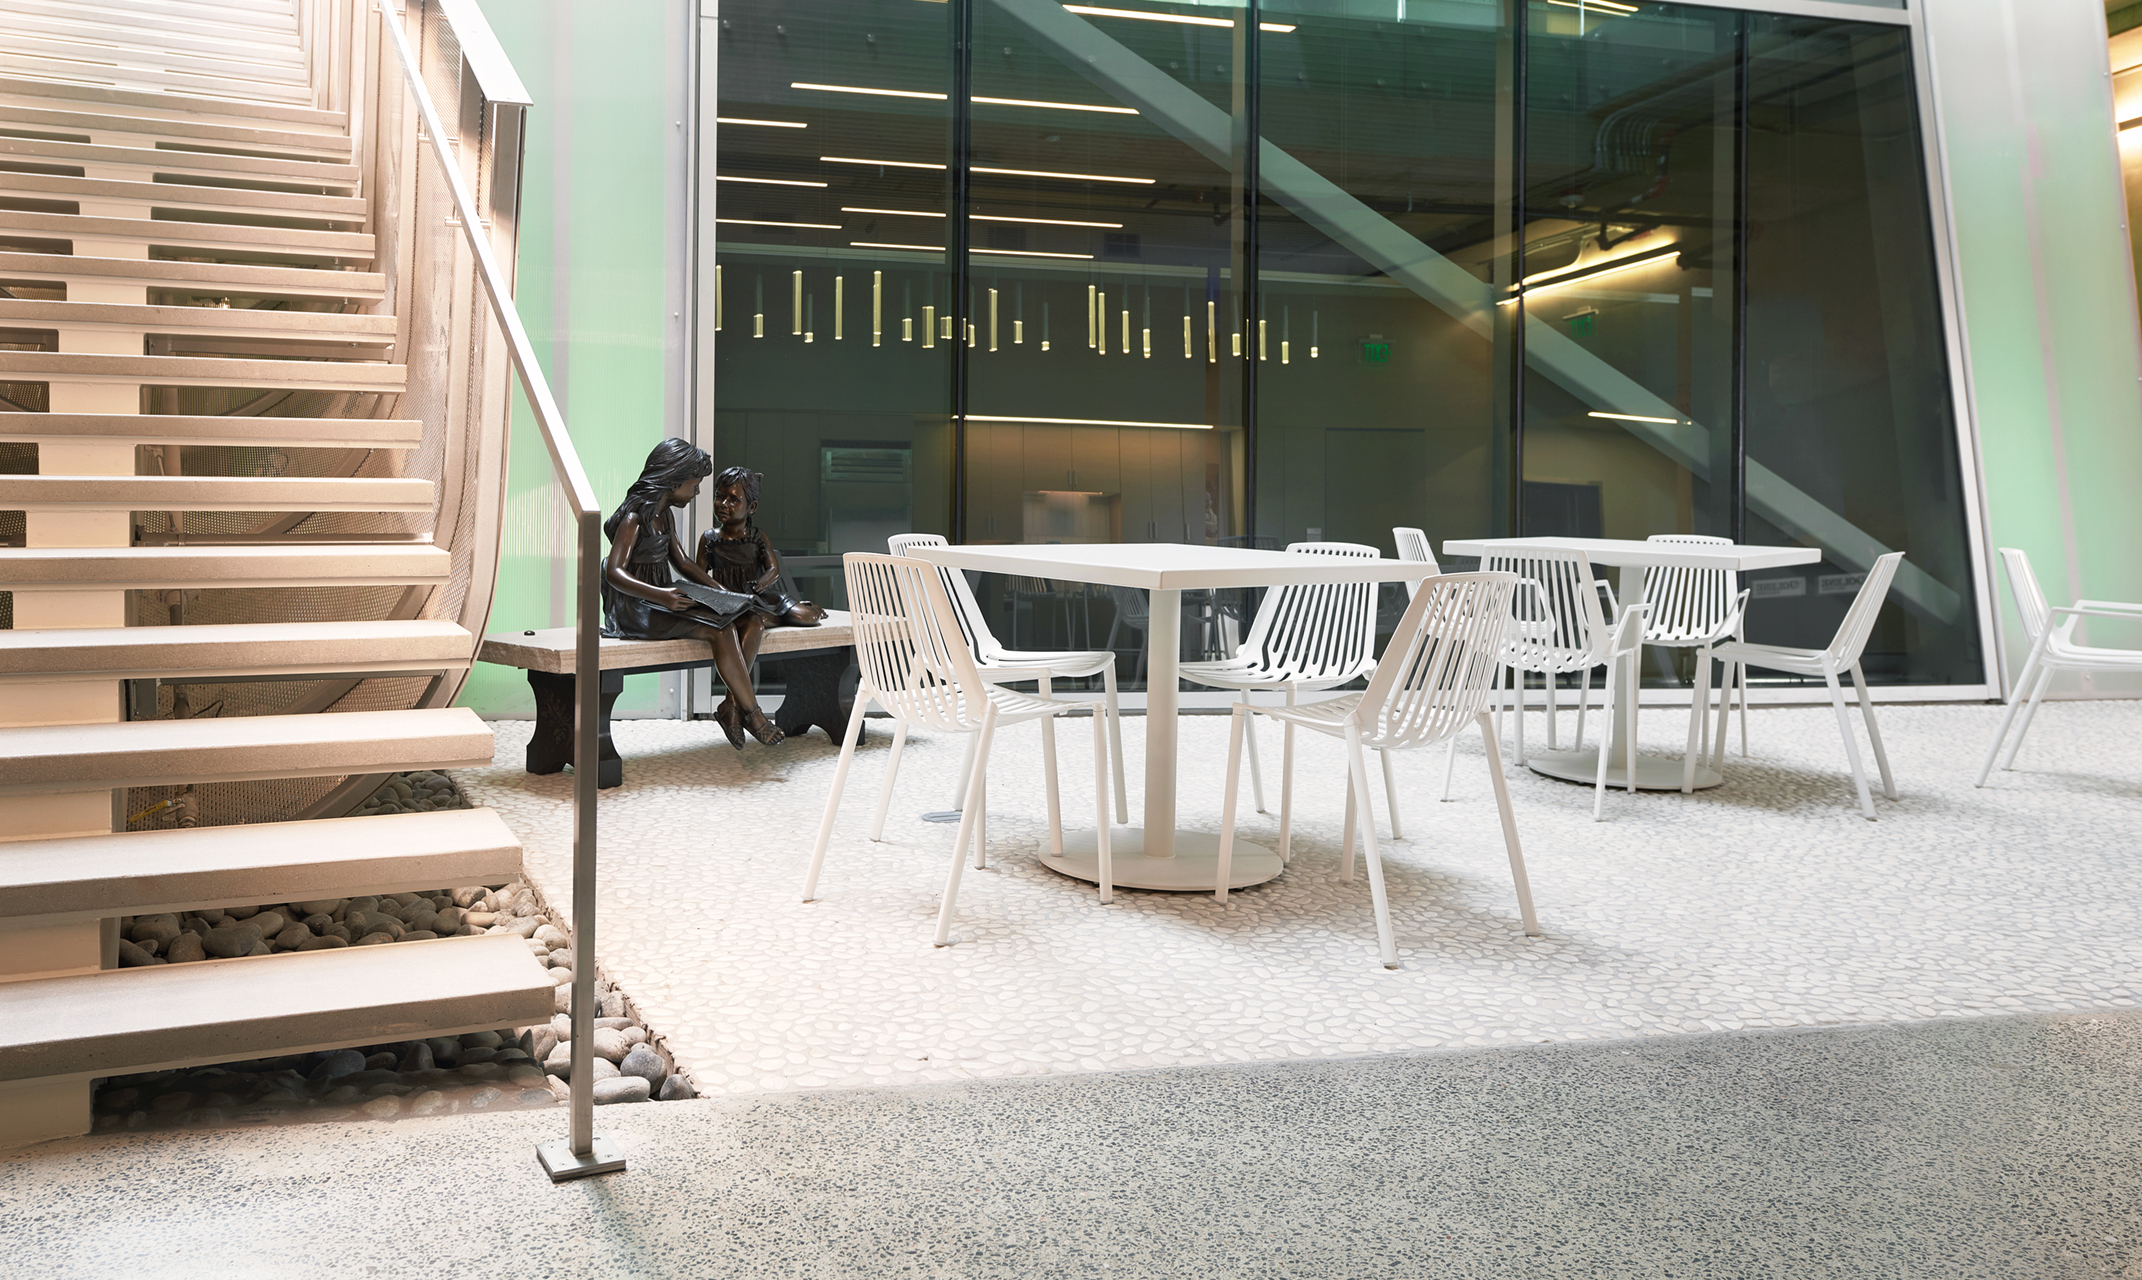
[960,1,1250,684]
[713,0,953,610]
[1742,16,1980,686]
[1255,0,1515,573]
[1519,0,1739,568]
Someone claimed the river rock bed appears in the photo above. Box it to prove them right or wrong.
[92,879,696,1131]
[349,768,472,816]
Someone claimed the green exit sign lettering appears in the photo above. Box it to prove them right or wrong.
[1361,336,1391,364]
[1566,310,1597,338]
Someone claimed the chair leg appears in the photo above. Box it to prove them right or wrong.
[802,693,872,902]
[1711,660,1734,772]
[1623,653,1639,795]
[1038,677,1062,857]
[1103,665,1128,824]
[1340,769,1358,882]
[1825,671,1877,820]
[1513,671,1527,765]
[1216,709,1248,902]
[1851,662,1896,801]
[2001,663,2057,772]
[1545,676,1558,751]
[868,720,909,841]
[1477,711,1540,937]
[1380,748,1403,840]
[1736,661,1749,756]
[1243,691,1267,814]
[1346,725,1399,969]
[935,710,998,945]
[975,766,989,869]
[1574,668,1591,754]
[1593,658,1616,821]
[1279,720,1297,864]
[1440,736,1459,802]
[1091,707,1113,904]
[1682,648,1711,795]
[951,727,979,812]
[1976,654,2042,786]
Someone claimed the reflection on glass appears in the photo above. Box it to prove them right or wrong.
[1742,17,1980,685]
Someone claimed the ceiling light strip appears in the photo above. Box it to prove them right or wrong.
[717,218,842,229]
[792,81,947,100]
[851,240,946,252]
[843,206,947,217]
[974,165,1153,184]
[717,116,806,128]
[1498,247,1679,305]
[974,213,1123,228]
[968,413,1213,430]
[971,248,1095,259]
[1062,5,1293,32]
[1588,411,1680,425]
[1543,0,1638,13]
[822,156,949,170]
[794,82,1136,113]
[715,175,829,187]
[972,95,1137,115]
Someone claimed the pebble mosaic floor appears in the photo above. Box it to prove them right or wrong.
[460,697,2142,1103]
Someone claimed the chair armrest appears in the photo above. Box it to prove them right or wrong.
[2050,606,2142,623]
[2073,599,2142,614]
[977,664,1058,684]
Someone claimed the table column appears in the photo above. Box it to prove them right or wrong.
[1143,587,1179,860]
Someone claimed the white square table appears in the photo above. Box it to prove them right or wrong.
[1442,535,1822,790]
[910,542,1441,891]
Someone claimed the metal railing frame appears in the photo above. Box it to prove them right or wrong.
[371,0,621,1181]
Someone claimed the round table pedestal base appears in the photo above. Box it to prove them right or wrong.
[1039,828,1283,892]
[1524,749,1723,792]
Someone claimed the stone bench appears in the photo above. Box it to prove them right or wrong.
[476,613,856,788]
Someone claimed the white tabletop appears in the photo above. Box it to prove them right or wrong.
[1442,536,1821,573]
[911,542,1441,591]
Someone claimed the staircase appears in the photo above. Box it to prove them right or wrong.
[0,0,551,1145]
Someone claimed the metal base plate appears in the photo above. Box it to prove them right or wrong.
[1039,828,1283,892]
[1523,749,1722,792]
[537,1135,627,1183]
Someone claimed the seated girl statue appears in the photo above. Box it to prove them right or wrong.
[601,438,789,750]
[698,465,827,740]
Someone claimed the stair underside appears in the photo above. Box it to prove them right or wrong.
[0,475,433,512]
[0,807,520,924]
[0,936,555,1086]
[0,706,495,796]
[0,105,348,156]
[0,617,470,682]
[0,171,367,220]
[1,542,452,590]
[0,299,394,344]
[0,413,422,448]
[0,251,385,301]
[0,136,357,185]
[1,37,308,95]
[0,75,345,130]
[1,210,372,260]
[4,352,406,392]
[0,30,305,86]
[0,618,472,682]
[0,55,311,108]
[0,8,302,54]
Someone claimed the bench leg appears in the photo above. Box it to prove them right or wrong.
[524,670,625,788]
[771,649,856,743]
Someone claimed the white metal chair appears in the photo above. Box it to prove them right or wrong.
[1393,526,1437,599]
[1643,533,1750,764]
[1180,541,1403,843]
[1481,545,1614,765]
[1215,572,1539,968]
[1588,603,1651,821]
[802,554,1115,944]
[888,533,1128,823]
[1701,551,1904,819]
[1975,547,2142,785]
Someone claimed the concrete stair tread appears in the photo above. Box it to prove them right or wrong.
[0,5,302,53]
[0,36,310,92]
[0,58,311,109]
[0,106,341,157]
[0,618,472,681]
[0,300,393,342]
[0,474,433,512]
[0,210,372,258]
[0,171,366,220]
[1,352,407,392]
[0,75,343,129]
[0,807,519,924]
[0,935,554,1085]
[2,542,452,590]
[0,413,421,448]
[0,251,384,301]
[0,23,307,80]
[0,136,358,185]
[0,706,496,796]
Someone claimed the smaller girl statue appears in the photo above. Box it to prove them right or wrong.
[601,438,788,749]
[699,465,826,742]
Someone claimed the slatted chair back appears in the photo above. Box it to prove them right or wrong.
[2000,547,2051,644]
[1356,572,1519,750]
[1825,552,1906,669]
[1481,546,1607,674]
[888,532,999,661]
[845,552,987,733]
[1641,533,1740,646]
[1236,541,1381,683]
[1392,527,1438,600]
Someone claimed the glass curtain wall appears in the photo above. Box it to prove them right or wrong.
[714,0,1980,691]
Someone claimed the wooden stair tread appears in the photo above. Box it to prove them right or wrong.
[0,474,433,512]
[0,251,384,300]
[0,136,357,184]
[1,542,452,590]
[0,210,373,257]
[0,618,471,681]
[0,299,394,341]
[2,351,406,392]
[0,413,421,448]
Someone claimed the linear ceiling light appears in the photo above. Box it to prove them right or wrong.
[851,240,946,252]
[792,82,947,100]
[975,213,1123,228]
[972,247,1095,259]
[1543,0,1639,13]
[1063,5,1295,32]
[1588,410,1679,425]
[717,218,843,229]
[972,95,1137,114]
[1497,246,1678,304]
[717,116,806,128]
[2122,115,2142,132]
[843,206,946,217]
[967,413,1213,430]
[822,156,949,170]
[795,83,1134,113]
[974,165,1153,184]
[715,175,829,187]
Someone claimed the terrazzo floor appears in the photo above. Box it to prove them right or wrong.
[460,697,2142,1102]
[8,1009,2140,1277]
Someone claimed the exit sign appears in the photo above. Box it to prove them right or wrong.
[1361,337,1391,364]
[1567,310,1597,337]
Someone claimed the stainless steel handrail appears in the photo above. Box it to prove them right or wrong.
[372,0,621,1181]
